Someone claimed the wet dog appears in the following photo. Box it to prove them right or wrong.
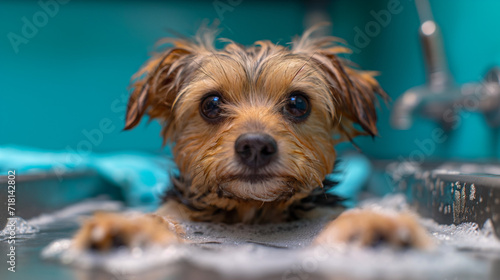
[73,26,430,251]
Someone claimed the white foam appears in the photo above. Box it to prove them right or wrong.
[42,239,184,271]
[0,217,40,241]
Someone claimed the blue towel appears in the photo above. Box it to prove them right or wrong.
[0,146,370,208]
[327,153,372,208]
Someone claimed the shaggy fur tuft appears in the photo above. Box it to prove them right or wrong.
[124,25,386,223]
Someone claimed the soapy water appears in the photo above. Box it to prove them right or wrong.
[0,197,122,241]
[2,195,499,279]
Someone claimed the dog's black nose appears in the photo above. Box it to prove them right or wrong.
[235,133,277,169]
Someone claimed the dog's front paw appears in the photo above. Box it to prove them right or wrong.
[314,210,431,249]
[72,212,180,252]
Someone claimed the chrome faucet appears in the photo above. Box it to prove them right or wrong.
[391,0,500,130]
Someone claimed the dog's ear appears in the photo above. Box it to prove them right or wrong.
[124,45,193,131]
[292,28,387,140]
[317,54,386,138]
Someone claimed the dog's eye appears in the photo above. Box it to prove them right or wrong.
[200,94,223,121]
[284,92,310,121]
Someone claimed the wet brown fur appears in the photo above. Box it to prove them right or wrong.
[124,26,386,223]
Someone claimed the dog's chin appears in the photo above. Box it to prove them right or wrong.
[221,176,295,202]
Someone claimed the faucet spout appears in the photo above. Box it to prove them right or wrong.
[391,0,458,130]
[392,1,500,130]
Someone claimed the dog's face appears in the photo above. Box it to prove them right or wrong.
[125,28,385,208]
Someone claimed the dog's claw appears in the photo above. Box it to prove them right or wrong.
[314,210,432,249]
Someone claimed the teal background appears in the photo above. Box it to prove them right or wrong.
[1,0,499,160]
